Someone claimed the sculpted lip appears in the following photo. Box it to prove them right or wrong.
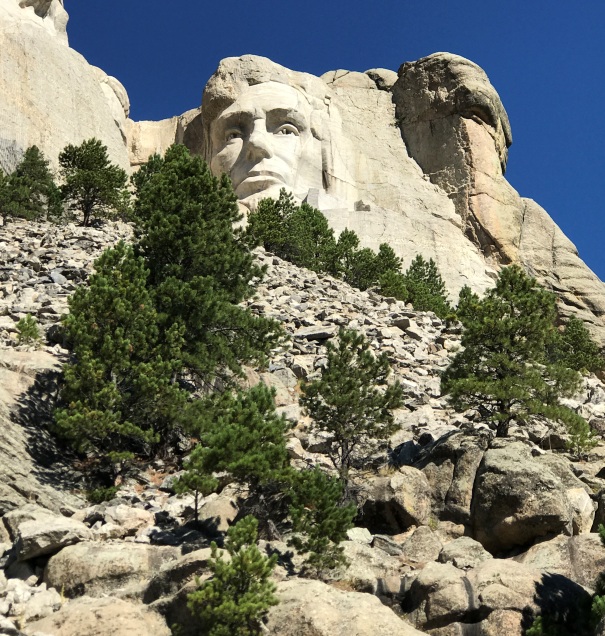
[234,170,285,194]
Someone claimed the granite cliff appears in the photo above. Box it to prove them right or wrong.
[2,0,604,340]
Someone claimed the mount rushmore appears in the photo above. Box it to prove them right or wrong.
[1,0,604,341]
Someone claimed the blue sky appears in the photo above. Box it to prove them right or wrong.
[66,1,605,281]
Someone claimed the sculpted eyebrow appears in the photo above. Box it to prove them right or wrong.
[266,108,307,130]
[212,111,251,133]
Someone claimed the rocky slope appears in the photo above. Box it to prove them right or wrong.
[2,219,605,635]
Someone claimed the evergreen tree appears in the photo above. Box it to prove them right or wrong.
[379,269,408,299]
[549,316,605,374]
[130,152,164,198]
[0,146,61,220]
[55,242,186,474]
[300,328,404,495]
[288,468,356,574]
[247,189,337,272]
[187,516,278,636]
[59,138,129,226]
[456,284,481,324]
[401,254,452,318]
[133,145,282,389]
[176,383,291,498]
[442,265,588,439]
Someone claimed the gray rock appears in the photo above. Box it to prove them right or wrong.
[399,526,443,564]
[267,578,424,635]
[23,596,171,636]
[43,542,180,598]
[294,325,338,341]
[360,467,432,534]
[14,513,92,561]
[438,536,493,569]
[471,442,574,553]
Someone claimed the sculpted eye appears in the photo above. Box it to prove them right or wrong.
[225,129,242,141]
[275,123,299,136]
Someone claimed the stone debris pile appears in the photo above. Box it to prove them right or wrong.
[2,221,605,635]
[0,219,132,347]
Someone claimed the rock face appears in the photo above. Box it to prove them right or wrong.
[395,53,605,338]
[2,0,604,339]
[0,0,130,173]
[128,53,605,342]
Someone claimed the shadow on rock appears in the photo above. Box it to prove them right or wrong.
[12,364,85,502]
[521,572,594,636]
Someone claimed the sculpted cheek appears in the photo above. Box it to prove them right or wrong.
[211,143,242,176]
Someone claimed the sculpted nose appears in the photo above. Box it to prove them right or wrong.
[246,121,272,160]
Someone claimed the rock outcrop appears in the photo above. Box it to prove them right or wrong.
[0,0,130,173]
[126,53,605,342]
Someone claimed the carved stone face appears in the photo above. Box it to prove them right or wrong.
[209,81,323,209]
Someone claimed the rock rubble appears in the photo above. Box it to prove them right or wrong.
[2,220,605,634]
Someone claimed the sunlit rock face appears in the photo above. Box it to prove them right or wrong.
[192,54,496,299]
[0,0,130,173]
[165,53,603,339]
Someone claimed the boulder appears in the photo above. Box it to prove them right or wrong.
[339,541,403,595]
[515,533,605,590]
[14,513,92,560]
[23,596,170,636]
[360,466,432,533]
[143,547,214,604]
[438,536,493,570]
[43,542,180,598]
[402,558,590,634]
[399,526,443,565]
[471,442,574,553]
[415,431,489,526]
[102,504,155,537]
[4,504,92,560]
[266,578,425,635]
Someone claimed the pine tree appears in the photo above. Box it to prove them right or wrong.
[0,146,61,220]
[247,189,337,272]
[54,242,186,474]
[402,254,452,318]
[300,328,404,495]
[288,468,356,574]
[442,265,588,439]
[59,138,129,226]
[549,316,604,374]
[176,383,291,497]
[133,145,282,389]
[456,284,481,324]
[187,516,278,636]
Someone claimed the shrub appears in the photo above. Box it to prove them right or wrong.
[549,316,605,374]
[401,254,452,318]
[300,328,404,496]
[187,516,278,636]
[288,468,356,574]
[0,146,61,221]
[16,314,40,345]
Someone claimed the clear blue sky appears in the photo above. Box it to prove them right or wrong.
[65,1,605,281]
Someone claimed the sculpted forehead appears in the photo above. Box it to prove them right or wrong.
[210,82,313,134]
